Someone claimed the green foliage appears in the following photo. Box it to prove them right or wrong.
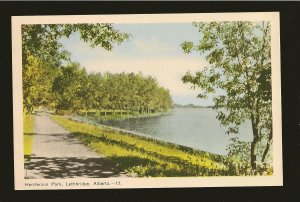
[23,113,34,156]
[99,72,173,114]
[22,24,68,67]
[52,69,173,114]
[22,24,130,66]
[52,62,88,112]
[22,23,130,113]
[23,55,59,113]
[52,115,242,177]
[181,21,272,169]
[22,23,172,118]
[226,137,251,162]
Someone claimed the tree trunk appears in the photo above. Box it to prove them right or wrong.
[262,127,273,162]
[261,142,270,163]
[250,137,259,169]
[250,118,259,170]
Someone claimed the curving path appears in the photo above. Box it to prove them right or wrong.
[25,112,129,179]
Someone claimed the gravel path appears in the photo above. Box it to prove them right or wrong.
[25,112,129,179]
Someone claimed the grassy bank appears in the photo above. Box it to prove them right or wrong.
[52,115,233,177]
[23,113,34,155]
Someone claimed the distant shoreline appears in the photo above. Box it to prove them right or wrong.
[173,104,214,109]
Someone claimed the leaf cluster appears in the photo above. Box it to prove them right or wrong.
[181,21,272,137]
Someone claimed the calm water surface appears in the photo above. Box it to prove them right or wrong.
[86,108,252,155]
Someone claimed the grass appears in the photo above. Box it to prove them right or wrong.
[52,115,234,177]
[23,113,34,156]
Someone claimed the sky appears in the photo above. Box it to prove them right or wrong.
[59,23,214,106]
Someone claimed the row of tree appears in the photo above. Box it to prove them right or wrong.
[22,24,172,115]
[53,64,173,114]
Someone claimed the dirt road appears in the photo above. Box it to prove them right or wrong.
[25,112,128,179]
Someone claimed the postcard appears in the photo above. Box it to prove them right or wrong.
[12,12,282,190]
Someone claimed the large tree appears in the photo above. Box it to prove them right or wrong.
[23,55,59,112]
[22,24,130,66]
[181,21,272,170]
[22,23,130,113]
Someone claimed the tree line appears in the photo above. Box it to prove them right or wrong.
[52,63,173,114]
[22,24,172,115]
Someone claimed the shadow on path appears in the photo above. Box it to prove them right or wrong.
[24,156,127,179]
[25,113,133,179]
[31,132,88,146]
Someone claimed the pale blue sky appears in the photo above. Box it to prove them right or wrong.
[60,23,214,106]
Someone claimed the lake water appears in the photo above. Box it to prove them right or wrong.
[86,108,253,155]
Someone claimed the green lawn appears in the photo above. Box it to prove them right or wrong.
[52,115,232,177]
[23,113,34,156]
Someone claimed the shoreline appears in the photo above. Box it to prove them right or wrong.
[78,110,173,121]
[52,114,231,177]
[66,115,226,159]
